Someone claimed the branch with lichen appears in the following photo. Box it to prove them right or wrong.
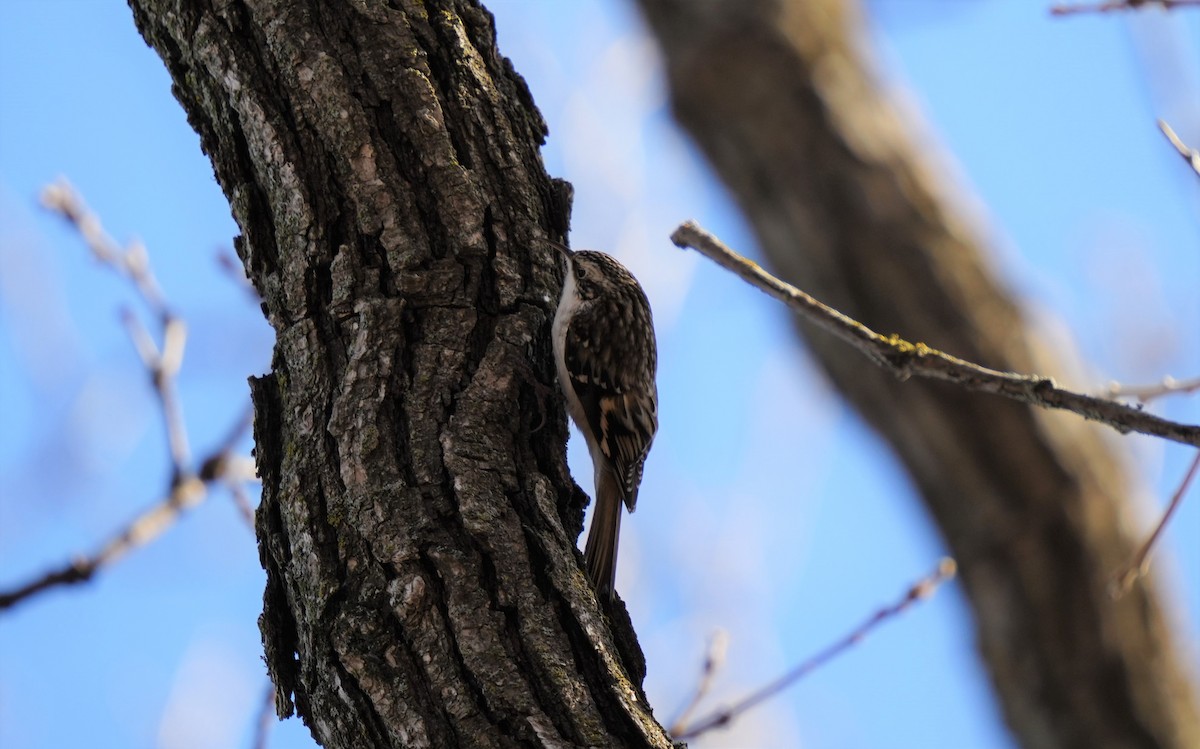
[671,221,1200,449]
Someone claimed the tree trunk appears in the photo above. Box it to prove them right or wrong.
[636,1,1200,748]
[127,1,671,746]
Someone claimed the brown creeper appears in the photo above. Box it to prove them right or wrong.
[550,241,658,602]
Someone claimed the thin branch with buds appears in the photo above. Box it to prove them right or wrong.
[41,179,170,318]
[43,180,194,473]
[0,182,258,611]
[1111,450,1200,598]
[672,559,957,741]
[671,221,1200,449]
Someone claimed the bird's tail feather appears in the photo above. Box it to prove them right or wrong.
[584,468,623,601]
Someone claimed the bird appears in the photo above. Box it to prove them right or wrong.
[548,239,658,602]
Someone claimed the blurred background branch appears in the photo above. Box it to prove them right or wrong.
[637,0,1200,746]
[1104,374,1200,402]
[0,183,257,611]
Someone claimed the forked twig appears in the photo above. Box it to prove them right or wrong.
[44,180,194,473]
[673,559,957,740]
[668,629,729,736]
[0,182,258,611]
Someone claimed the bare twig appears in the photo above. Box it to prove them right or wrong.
[673,559,957,741]
[1,182,257,611]
[228,482,258,528]
[41,179,169,318]
[671,221,1200,448]
[1051,0,1200,15]
[1104,375,1200,404]
[1157,120,1200,179]
[668,629,729,736]
[1111,450,1200,598]
[124,308,192,471]
[0,416,253,611]
[0,477,205,609]
[44,182,195,472]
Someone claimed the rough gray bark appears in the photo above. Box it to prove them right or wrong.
[127,1,672,747]
[636,1,1200,748]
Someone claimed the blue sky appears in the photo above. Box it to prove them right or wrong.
[1,2,1197,748]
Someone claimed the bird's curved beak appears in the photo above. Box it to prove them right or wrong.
[542,238,574,258]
